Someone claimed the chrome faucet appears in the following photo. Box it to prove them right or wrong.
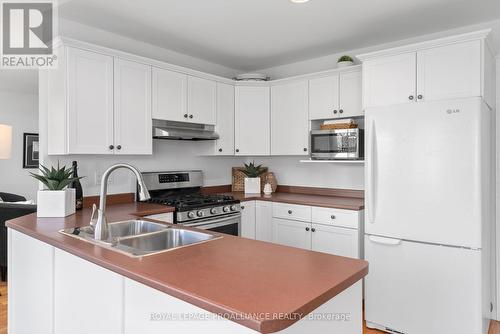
[91,163,151,241]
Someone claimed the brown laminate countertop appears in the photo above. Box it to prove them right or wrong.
[7,202,368,333]
[224,191,365,211]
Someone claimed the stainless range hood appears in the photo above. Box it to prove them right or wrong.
[153,119,219,141]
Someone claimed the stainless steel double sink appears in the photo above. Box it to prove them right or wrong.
[59,220,220,257]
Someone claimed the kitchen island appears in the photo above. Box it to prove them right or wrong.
[7,202,368,334]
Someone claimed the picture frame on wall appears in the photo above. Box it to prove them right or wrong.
[23,133,39,169]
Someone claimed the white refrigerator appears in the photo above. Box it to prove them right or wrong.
[364,97,494,334]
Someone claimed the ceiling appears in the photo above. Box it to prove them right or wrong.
[57,0,500,71]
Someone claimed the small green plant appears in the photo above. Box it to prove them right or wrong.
[30,163,83,191]
[242,161,266,178]
[338,55,353,63]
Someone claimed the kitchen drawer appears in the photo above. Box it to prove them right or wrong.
[143,212,173,223]
[272,202,311,222]
[311,207,358,229]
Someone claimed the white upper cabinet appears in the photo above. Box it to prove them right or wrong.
[339,71,363,118]
[152,67,187,122]
[362,52,417,108]
[187,76,216,124]
[271,81,309,155]
[416,40,481,102]
[114,59,152,155]
[308,75,339,120]
[66,47,114,154]
[214,82,235,155]
[235,86,270,156]
[359,31,493,108]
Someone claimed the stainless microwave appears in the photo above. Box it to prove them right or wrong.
[310,128,364,160]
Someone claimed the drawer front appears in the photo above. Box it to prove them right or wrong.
[272,202,311,222]
[311,207,358,229]
[143,212,173,223]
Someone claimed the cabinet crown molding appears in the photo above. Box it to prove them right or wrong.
[356,29,492,61]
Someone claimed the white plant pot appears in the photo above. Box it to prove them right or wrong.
[244,177,261,194]
[37,189,76,217]
[337,60,354,68]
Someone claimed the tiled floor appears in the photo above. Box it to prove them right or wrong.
[0,280,497,334]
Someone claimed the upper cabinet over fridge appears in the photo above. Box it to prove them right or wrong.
[358,29,495,110]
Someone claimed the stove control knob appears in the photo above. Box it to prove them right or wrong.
[187,211,196,219]
[210,207,218,214]
[230,205,237,211]
[223,206,230,213]
[196,210,204,217]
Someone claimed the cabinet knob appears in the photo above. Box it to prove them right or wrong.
[236,149,240,153]
[241,205,245,210]
[339,109,344,114]
[116,145,122,150]
[189,114,194,119]
[331,215,336,219]
[408,95,414,100]
[109,145,114,150]
[184,114,188,118]
[305,227,310,231]
[311,228,316,232]
[303,148,308,152]
[288,210,292,214]
[417,94,423,100]
[218,148,223,152]
[333,110,338,114]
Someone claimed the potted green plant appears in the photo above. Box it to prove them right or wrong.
[242,161,266,194]
[30,163,83,217]
[337,55,354,68]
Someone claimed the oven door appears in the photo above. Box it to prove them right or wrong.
[310,129,360,159]
[182,213,241,236]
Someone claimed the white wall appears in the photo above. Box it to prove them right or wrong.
[0,91,39,201]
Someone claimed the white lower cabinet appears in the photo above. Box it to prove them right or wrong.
[54,248,124,334]
[255,201,273,242]
[240,201,256,239]
[311,224,359,258]
[272,218,311,250]
[8,230,54,334]
[271,206,361,258]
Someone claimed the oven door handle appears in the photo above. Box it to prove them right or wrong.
[183,214,241,230]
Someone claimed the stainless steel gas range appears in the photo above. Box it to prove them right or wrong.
[140,171,241,236]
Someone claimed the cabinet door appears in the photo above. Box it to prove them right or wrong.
[311,224,359,258]
[271,81,309,155]
[215,82,235,155]
[67,47,114,154]
[240,201,256,239]
[235,86,270,156]
[308,75,339,120]
[363,52,416,108]
[152,67,187,122]
[416,40,481,102]
[272,218,311,250]
[339,71,362,117]
[114,58,152,155]
[8,230,54,334]
[54,249,123,334]
[188,76,216,124]
[255,201,273,242]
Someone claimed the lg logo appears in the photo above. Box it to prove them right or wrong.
[446,109,460,114]
[2,2,53,54]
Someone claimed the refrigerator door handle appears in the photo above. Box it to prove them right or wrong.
[366,118,377,223]
[368,235,402,246]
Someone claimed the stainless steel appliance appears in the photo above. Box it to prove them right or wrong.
[310,128,364,160]
[140,171,241,236]
[152,119,219,140]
